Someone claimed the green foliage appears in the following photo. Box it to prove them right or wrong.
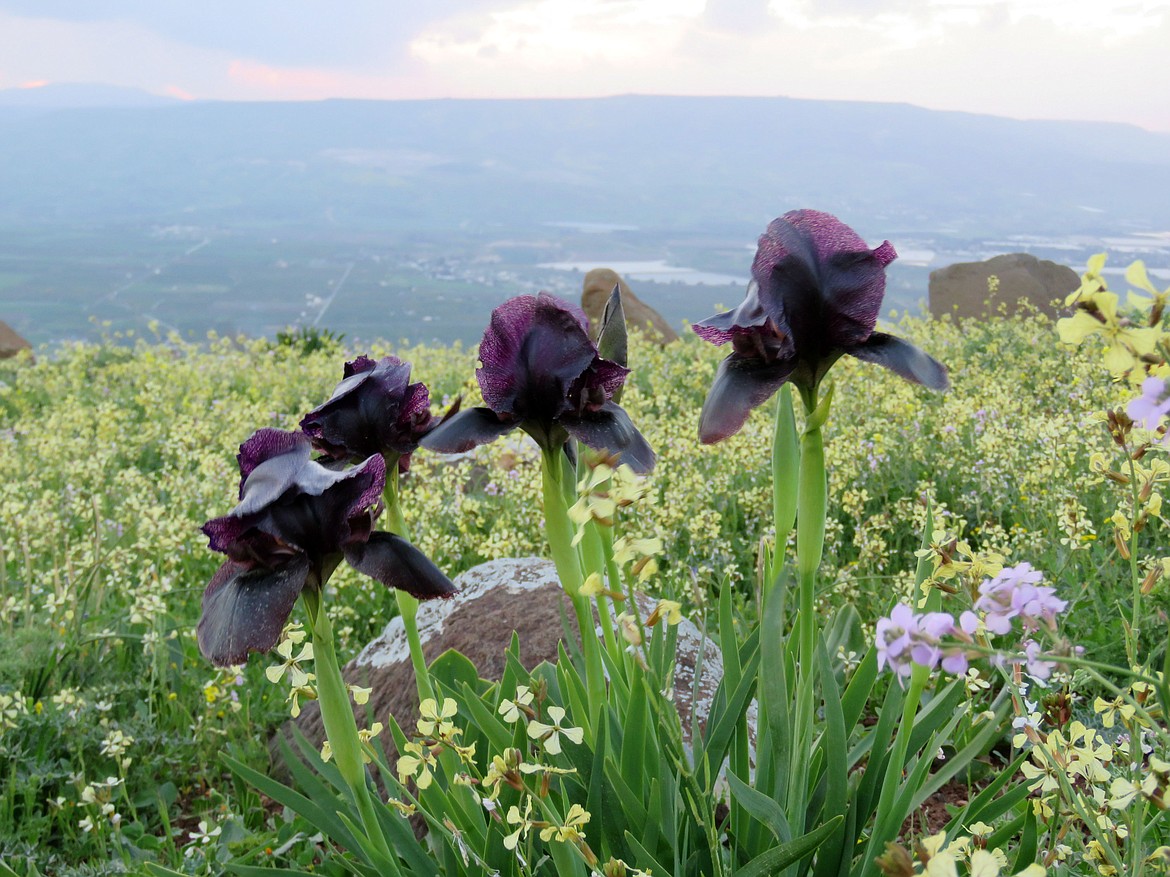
[271,325,346,357]
[0,295,1166,874]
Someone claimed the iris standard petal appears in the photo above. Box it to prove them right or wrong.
[206,432,385,559]
[301,355,434,461]
[420,406,518,454]
[848,332,950,391]
[343,532,460,600]
[478,293,597,417]
[559,401,656,474]
[698,355,797,445]
[256,453,385,555]
[197,555,312,666]
[235,428,308,494]
[755,211,896,351]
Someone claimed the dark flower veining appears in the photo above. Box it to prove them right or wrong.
[421,292,654,473]
[694,209,949,443]
[300,354,436,472]
[197,428,456,666]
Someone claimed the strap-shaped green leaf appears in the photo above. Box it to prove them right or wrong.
[734,815,844,877]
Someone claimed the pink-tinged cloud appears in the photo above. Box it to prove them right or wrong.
[225,58,432,100]
[163,84,196,101]
[19,79,50,89]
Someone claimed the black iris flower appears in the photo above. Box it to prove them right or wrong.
[300,354,436,471]
[693,209,949,443]
[197,428,457,666]
[421,292,654,473]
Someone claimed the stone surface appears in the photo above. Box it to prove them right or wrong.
[277,557,741,766]
[928,253,1079,320]
[0,321,32,360]
[581,268,679,343]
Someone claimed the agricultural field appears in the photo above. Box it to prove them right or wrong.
[0,277,1167,875]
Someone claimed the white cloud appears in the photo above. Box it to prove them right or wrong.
[0,1,1166,130]
[412,0,706,72]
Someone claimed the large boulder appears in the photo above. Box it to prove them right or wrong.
[279,557,738,764]
[0,321,32,360]
[928,254,1079,320]
[581,269,679,343]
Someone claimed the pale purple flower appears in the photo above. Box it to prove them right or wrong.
[1128,376,1170,431]
[973,563,1052,635]
[875,603,918,679]
[1020,641,1053,681]
[910,611,956,668]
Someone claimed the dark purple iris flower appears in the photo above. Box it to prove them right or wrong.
[197,428,457,666]
[693,210,949,443]
[420,292,654,473]
[300,355,435,471]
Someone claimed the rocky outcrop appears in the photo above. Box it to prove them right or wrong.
[0,321,32,360]
[581,269,679,343]
[928,254,1079,320]
[279,557,738,764]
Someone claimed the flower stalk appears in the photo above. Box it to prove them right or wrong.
[796,384,831,672]
[301,587,393,861]
[769,385,799,592]
[541,448,602,736]
[382,464,434,705]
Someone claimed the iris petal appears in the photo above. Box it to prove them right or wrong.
[343,532,460,600]
[302,356,433,462]
[420,406,518,454]
[848,332,950,391]
[478,293,596,417]
[559,401,656,474]
[699,355,796,445]
[197,556,311,666]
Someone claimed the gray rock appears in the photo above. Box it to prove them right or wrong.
[278,557,740,765]
[928,253,1079,320]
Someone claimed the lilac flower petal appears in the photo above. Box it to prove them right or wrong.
[848,333,950,391]
[343,532,459,600]
[478,294,596,417]
[698,355,796,444]
[420,407,518,454]
[1128,377,1170,430]
[941,652,969,675]
[559,401,656,474]
[197,556,311,666]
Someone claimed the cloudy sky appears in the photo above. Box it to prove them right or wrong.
[0,0,1167,131]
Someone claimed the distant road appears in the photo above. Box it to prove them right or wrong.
[313,261,354,327]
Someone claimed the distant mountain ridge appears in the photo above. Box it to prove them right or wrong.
[0,82,180,109]
[0,94,1166,238]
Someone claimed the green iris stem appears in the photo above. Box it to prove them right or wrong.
[1125,453,1142,668]
[770,384,799,592]
[541,447,602,737]
[381,461,434,705]
[302,588,393,861]
[796,388,830,675]
[578,519,622,664]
